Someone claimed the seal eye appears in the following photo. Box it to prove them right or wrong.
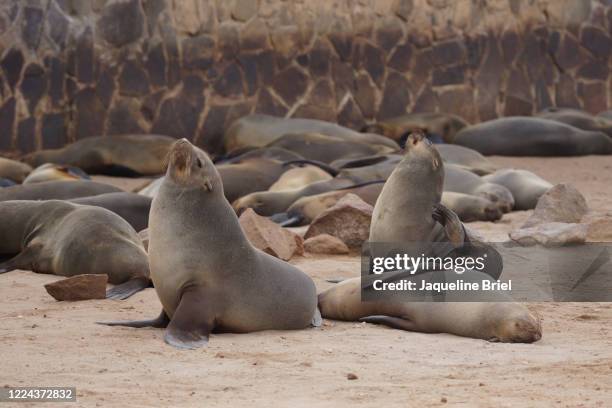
[196,158,203,168]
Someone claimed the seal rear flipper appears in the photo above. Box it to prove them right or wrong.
[432,203,465,247]
[97,309,170,328]
[359,315,418,331]
[269,212,303,227]
[164,287,215,350]
[106,276,152,300]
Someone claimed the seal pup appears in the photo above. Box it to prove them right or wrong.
[22,134,175,176]
[318,273,542,343]
[70,192,152,232]
[225,114,399,152]
[482,169,553,211]
[0,180,122,202]
[23,163,90,184]
[454,117,612,156]
[99,139,320,349]
[0,157,32,183]
[0,200,151,299]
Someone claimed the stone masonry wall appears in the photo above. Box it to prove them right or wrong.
[0,0,611,154]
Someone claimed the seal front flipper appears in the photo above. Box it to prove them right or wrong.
[432,203,465,247]
[311,307,323,327]
[164,287,215,350]
[0,244,43,273]
[106,276,152,300]
[359,315,419,331]
[97,309,169,328]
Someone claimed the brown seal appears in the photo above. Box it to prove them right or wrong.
[99,139,320,349]
[454,117,612,156]
[22,134,176,176]
[70,192,152,232]
[363,112,469,144]
[318,274,542,343]
[0,180,122,202]
[23,163,90,184]
[0,157,32,183]
[482,169,553,211]
[0,200,150,299]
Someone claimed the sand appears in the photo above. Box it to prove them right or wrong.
[1,156,612,407]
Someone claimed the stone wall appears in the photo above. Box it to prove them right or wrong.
[0,0,610,154]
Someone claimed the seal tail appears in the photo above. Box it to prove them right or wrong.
[105,276,152,300]
[281,159,339,176]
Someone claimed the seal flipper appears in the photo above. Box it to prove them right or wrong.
[0,244,43,273]
[311,307,323,327]
[164,287,215,350]
[97,309,170,328]
[432,203,465,247]
[359,315,418,332]
[106,276,152,300]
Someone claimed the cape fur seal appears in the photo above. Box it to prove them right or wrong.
[99,139,320,349]
[0,200,150,299]
[225,114,399,152]
[537,107,612,137]
[436,144,498,175]
[265,132,396,164]
[318,273,542,343]
[0,157,32,182]
[22,134,176,176]
[444,164,515,213]
[70,192,152,232]
[362,112,468,144]
[268,165,332,192]
[23,163,90,184]
[482,169,553,211]
[0,180,122,202]
[454,117,612,156]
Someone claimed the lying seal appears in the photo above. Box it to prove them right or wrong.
[23,163,90,184]
[444,164,515,213]
[482,169,552,211]
[266,132,396,164]
[268,165,332,192]
[0,178,16,187]
[441,192,502,222]
[436,144,498,175]
[318,274,542,343]
[0,200,150,299]
[215,146,304,164]
[454,117,612,156]
[70,192,152,232]
[0,157,32,182]
[99,139,320,349]
[363,112,468,144]
[225,114,399,152]
[0,180,122,202]
[22,134,175,176]
[537,107,612,137]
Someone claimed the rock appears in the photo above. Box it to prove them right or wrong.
[304,194,373,248]
[522,183,588,228]
[44,274,108,301]
[347,373,358,380]
[304,234,350,255]
[583,214,612,242]
[239,209,304,261]
[97,0,144,47]
[509,223,587,247]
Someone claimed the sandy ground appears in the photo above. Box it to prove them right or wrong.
[1,156,612,407]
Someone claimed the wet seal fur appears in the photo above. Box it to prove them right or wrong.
[0,200,150,299]
[99,139,320,349]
